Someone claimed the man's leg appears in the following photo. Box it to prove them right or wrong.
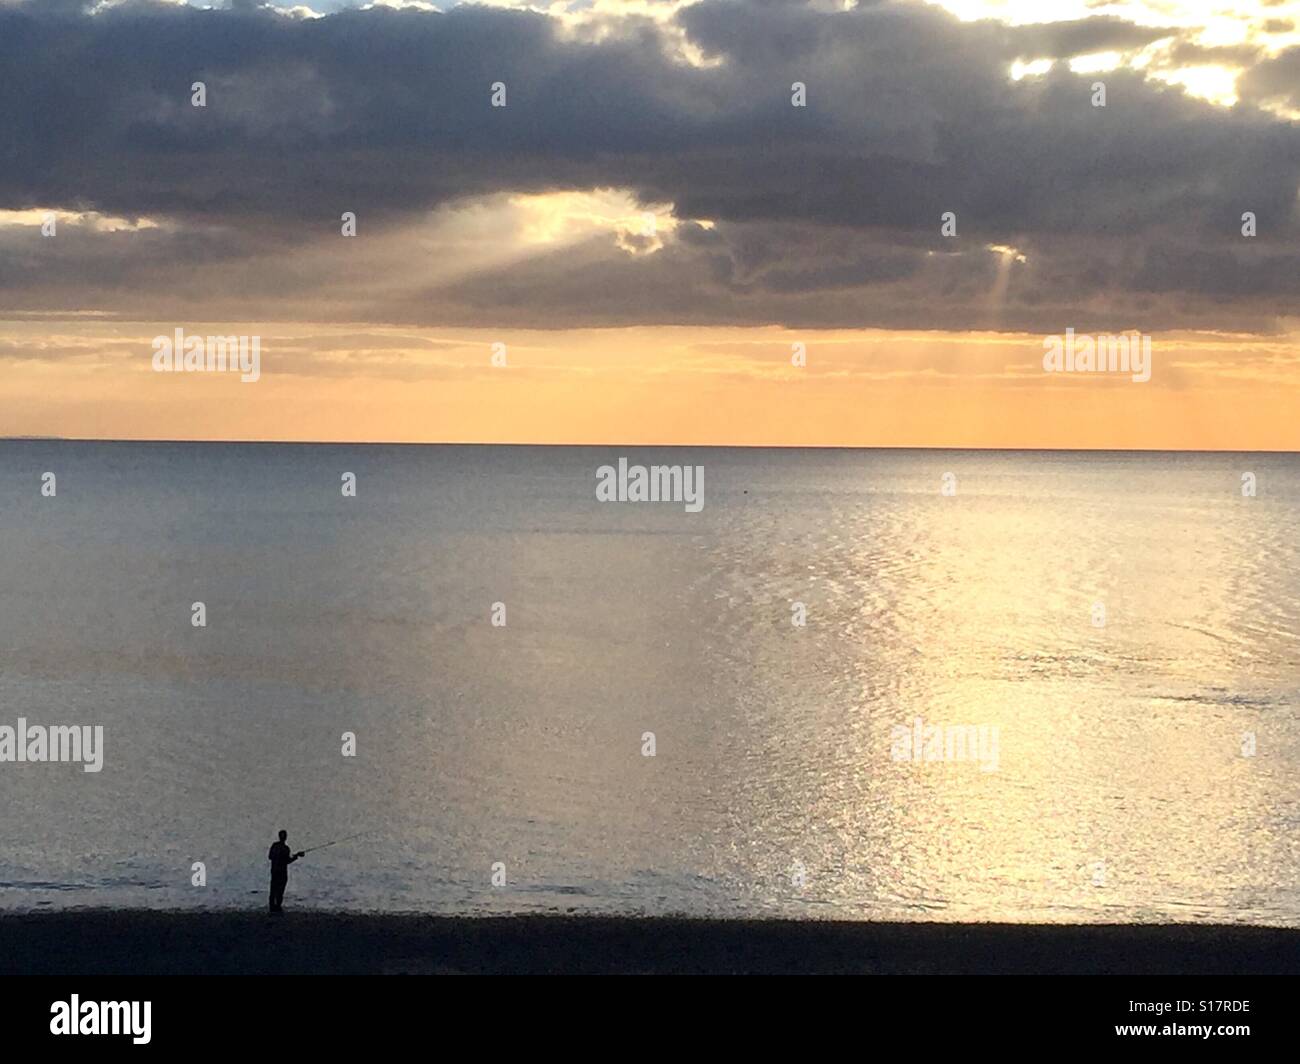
[270,877,285,912]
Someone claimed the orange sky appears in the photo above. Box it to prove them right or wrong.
[3,319,1296,449]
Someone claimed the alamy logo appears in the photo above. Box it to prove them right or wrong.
[50,996,151,1044]
[152,328,261,382]
[0,718,104,772]
[1043,328,1151,383]
[596,457,704,512]
[891,716,999,772]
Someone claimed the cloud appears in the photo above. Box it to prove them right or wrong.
[1239,45,1300,112]
[1,0,1298,334]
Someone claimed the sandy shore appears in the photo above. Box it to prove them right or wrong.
[1,912,1296,974]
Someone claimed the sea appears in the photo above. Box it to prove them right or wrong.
[0,441,1297,924]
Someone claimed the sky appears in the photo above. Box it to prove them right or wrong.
[1,0,1298,448]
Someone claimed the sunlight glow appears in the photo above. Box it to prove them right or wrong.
[0,209,163,232]
[507,190,679,254]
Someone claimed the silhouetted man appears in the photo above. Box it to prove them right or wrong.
[268,829,304,914]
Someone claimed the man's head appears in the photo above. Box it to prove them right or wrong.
[278,830,287,842]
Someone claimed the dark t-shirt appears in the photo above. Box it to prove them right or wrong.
[268,841,293,878]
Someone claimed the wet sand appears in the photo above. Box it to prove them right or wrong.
[1,912,1296,974]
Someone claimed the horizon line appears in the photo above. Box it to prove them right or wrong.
[3,436,1297,455]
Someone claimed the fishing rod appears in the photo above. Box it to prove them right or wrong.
[246,829,374,893]
[299,829,372,855]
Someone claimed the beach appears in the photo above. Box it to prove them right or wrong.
[2,912,1297,975]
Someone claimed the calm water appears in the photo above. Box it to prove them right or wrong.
[0,442,1297,924]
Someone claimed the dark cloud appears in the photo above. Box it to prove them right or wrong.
[995,16,1178,58]
[1,0,1298,334]
[1167,40,1265,66]
[1239,45,1300,112]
